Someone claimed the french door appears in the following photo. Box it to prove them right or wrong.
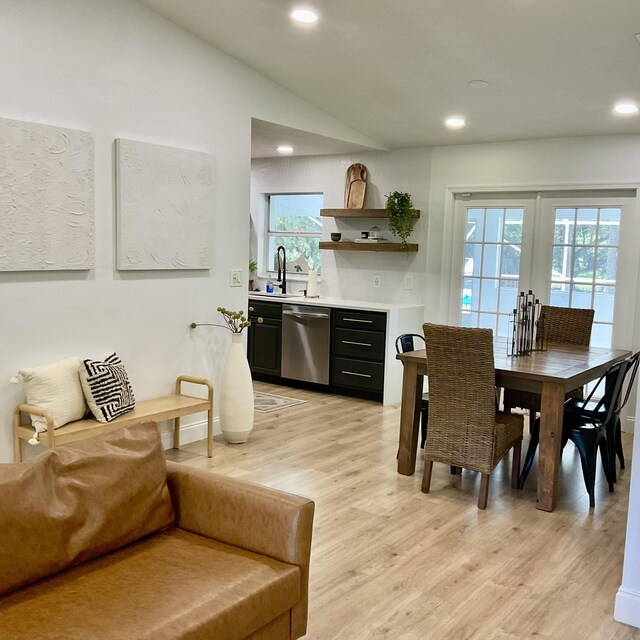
[451,190,637,349]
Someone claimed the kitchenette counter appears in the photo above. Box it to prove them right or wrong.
[248,294,424,406]
[249,293,421,313]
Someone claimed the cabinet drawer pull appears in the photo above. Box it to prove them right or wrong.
[343,318,373,324]
[342,370,373,378]
[342,340,372,347]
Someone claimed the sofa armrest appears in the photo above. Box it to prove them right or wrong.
[165,461,314,638]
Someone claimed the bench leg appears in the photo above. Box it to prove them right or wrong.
[207,408,213,458]
[174,417,180,450]
[14,410,23,462]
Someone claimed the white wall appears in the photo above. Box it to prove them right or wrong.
[250,148,432,305]
[615,385,640,629]
[0,0,383,462]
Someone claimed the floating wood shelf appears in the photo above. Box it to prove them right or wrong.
[320,208,420,218]
[320,241,419,253]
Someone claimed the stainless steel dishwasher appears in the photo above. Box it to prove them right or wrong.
[281,304,331,385]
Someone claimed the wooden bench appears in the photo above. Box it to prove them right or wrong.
[14,375,213,462]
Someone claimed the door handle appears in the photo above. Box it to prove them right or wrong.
[342,318,373,324]
[342,340,372,347]
[342,371,373,378]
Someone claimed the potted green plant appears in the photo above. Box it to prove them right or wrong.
[248,260,258,291]
[386,191,417,252]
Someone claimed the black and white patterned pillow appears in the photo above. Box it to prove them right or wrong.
[80,353,136,423]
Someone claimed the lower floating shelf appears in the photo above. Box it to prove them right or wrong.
[320,241,418,253]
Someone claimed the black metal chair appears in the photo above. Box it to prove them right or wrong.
[395,334,429,449]
[518,358,629,508]
[563,350,639,482]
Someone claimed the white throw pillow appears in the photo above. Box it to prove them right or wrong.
[13,357,87,432]
[79,353,136,423]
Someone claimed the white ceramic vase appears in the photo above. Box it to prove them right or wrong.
[220,332,254,443]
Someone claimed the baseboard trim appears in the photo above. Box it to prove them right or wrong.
[614,587,640,628]
[159,417,220,451]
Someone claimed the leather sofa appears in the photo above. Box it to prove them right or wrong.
[0,423,315,639]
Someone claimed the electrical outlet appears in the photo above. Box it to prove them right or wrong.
[373,274,382,289]
[230,269,242,287]
[403,275,414,290]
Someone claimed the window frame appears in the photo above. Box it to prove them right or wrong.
[262,192,323,277]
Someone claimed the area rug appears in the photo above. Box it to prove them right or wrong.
[254,391,306,413]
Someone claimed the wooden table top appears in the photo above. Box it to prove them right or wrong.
[396,339,631,387]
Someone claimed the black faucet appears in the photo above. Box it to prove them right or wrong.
[276,245,287,294]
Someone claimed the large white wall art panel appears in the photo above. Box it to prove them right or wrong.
[0,118,94,271]
[116,139,213,270]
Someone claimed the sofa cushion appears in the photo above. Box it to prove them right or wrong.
[0,423,174,597]
[0,528,301,640]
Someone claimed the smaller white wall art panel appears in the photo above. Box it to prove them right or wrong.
[0,118,94,271]
[116,139,212,270]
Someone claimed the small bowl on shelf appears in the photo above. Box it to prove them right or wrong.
[330,233,342,242]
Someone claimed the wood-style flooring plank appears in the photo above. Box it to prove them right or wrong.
[166,382,640,640]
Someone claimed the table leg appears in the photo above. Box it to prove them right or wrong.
[397,363,422,475]
[537,381,565,512]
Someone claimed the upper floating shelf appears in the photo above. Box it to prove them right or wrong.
[320,208,420,218]
[319,241,418,253]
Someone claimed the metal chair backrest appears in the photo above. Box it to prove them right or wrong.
[395,333,425,354]
[617,350,640,414]
[579,359,629,427]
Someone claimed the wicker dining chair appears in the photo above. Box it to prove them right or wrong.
[503,305,595,416]
[421,324,524,509]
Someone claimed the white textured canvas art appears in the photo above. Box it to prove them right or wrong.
[116,139,212,270]
[0,118,94,271]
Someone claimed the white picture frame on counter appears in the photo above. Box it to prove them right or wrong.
[0,117,94,271]
[115,138,212,271]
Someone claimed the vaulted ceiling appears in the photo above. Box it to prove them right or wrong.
[138,0,640,148]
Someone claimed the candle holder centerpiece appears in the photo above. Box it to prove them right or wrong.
[507,290,546,357]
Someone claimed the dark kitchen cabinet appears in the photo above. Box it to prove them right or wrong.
[248,301,282,378]
[331,308,386,400]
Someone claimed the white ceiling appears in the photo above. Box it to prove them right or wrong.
[138,0,640,149]
[251,119,378,158]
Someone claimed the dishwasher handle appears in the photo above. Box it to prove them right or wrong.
[282,310,330,319]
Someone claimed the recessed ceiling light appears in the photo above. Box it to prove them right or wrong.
[290,8,319,24]
[468,80,489,89]
[613,102,639,115]
[445,116,466,129]
[277,145,294,154]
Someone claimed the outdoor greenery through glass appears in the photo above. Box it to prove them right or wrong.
[551,207,620,347]
[460,207,523,337]
[267,193,323,274]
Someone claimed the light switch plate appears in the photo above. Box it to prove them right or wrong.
[230,269,242,287]
[403,275,414,290]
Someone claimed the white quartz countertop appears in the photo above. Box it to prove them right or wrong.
[248,294,422,313]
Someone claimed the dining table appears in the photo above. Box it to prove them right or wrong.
[396,339,631,512]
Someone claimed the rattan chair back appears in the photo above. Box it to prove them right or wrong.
[422,323,496,472]
[538,305,594,346]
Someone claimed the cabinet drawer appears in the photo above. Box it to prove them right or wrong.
[333,309,386,332]
[248,300,282,319]
[332,357,384,392]
[333,327,385,361]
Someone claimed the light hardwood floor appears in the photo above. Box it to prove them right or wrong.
[166,382,640,640]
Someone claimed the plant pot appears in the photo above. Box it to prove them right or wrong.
[248,278,254,291]
[220,333,254,443]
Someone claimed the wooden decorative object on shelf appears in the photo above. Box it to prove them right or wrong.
[320,241,418,253]
[344,163,368,209]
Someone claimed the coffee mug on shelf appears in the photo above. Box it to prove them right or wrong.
[331,233,341,242]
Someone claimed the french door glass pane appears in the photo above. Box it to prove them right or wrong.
[466,209,484,241]
[460,206,523,336]
[550,206,621,347]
